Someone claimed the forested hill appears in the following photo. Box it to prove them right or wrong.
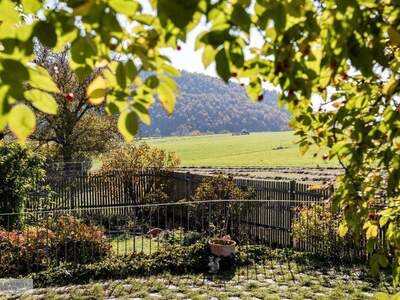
[140,71,290,137]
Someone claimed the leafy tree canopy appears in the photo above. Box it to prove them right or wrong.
[0,0,400,285]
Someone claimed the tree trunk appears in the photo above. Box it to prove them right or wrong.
[61,142,73,162]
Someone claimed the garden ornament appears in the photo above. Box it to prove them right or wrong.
[208,256,221,274]
[147,228,163,238]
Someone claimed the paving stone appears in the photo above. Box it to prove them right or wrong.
[148,292,162,298]
[264,278,275,284]
[167,284,177,290]
[175,292,186,298]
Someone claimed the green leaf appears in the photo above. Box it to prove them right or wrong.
[116,63,126,89]
[24,90,58,114]
[202,45,217,68]
[157,0,199,28]
[215,48,230,82]
[71,37,97,64]
[199,24,231,47]
[158,82,175,114]
[162,64,181,77]
[2,60,29,82]
[28,66,60,93]
[145,75,159,89]
[379,215,390,227]
[231,4,251,32]
[247,78,262,101]
[159,75,178,92]
[133,102,151,125]
[118,110,138,142]
[73,0,95,16]
[34,21,57,48]
[229,43,244,68]
[271,3,286,31]
[125,60,137,81]
[109,0,140,16]
[21,0,42,14]
[0,86,10,131]
[388,27,400,47]
[8,104,36,143]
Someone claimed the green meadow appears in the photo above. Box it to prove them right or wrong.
[142,131,336,167]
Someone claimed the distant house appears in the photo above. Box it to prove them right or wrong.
[232,129,250,136]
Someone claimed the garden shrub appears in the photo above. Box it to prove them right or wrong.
[0,215,110,276]
[30,240,276,287]
[192,175,255,239]
[0,142,48,226]
[96,143,179,204]
[47,215,111,264]
[99,143,180,173]
[292,202,355,257]
[0,227,53,276]
[193,174,254,201]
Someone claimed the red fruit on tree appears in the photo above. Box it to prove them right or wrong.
[64,93,74,102]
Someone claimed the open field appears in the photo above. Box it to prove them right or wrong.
[142,131,337,167]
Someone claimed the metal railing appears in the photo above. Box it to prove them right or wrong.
[0,199,366,278]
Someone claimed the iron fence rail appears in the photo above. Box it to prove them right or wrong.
[0,199,366,277]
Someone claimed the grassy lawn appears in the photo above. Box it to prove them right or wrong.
[110,236,162,256]
[11,259,395,299]
[142,131,337,167]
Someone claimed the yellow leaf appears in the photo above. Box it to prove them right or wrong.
[308,184,322,191]
[8,104,36,144]
[24,90,58,115]
[366,224,379,240]
[118,110,137,142]
[28,66,60,93]
[338,223,348,237]
[383,76,398,96]
[374,292,390,300]
[393,137,400,152]
[158,82,175,114]
[87,76,106,105]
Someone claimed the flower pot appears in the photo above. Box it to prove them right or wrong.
[209,239,236,257]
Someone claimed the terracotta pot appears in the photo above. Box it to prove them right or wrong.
[209,239,236,257]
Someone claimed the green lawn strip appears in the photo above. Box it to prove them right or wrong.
[110,235,162,256]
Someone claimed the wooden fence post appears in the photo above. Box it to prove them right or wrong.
[289,180,296,248]
[289,180,296,201]
[185,172,191,200]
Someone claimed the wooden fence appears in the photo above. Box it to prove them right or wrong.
[167,171,333,202]
[28,170,165,211]
[27,170,333,212]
